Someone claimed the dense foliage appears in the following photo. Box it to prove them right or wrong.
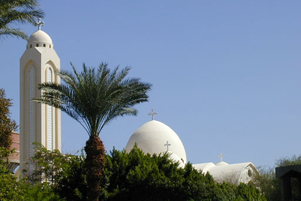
[103,147,223,201]
[0,0,44,40]
[26,144,266,201]
[25,143,87,200]
[1,141,267,200]
[0,147,62,201]
[0,88,17,149]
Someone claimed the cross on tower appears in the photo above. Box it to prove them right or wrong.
[164,141,171,151]
[218,153,225,162]
[35,18,44,30]
[148,109,157,120]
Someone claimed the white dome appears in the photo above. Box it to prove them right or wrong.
[27,30,53,48]
[216,161,229,166]
[167,151,185,168]
[193,162,215,173]
[125,120,187,163]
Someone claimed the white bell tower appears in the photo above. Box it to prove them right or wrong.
[20,21,61,173]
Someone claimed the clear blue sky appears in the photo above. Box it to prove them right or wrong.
[1,1,301,168]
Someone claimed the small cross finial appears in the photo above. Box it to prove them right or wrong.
[148,109,157,120]
[218,153,225,162]
[164,141,171,151]
[35,18,44,30]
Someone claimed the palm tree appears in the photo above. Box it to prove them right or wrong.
[0,0,44,40]
[33,63,151,201]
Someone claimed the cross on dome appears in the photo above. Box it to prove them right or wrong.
[164,141,171,151]
[35,18,44,30]
[148,109,157,120]
[218,153,225,162]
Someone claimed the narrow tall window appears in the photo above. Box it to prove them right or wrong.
[47,68,53,151]
[29,67,35,158]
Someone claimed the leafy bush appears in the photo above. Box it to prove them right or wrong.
[24,144,266,201]
[0,147,62,201]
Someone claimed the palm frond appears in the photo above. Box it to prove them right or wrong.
[0,28,27,39]
[34,63,151,137]
[0,0,44,40]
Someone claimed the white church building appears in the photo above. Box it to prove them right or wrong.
[125,117,258,185]
[17,24,257,184]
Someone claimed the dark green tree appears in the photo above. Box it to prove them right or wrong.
[28,144,266,201]
[236,183,266,201]
[102,146,265,201]
[0,0,44,40]
[0,89,17,149]
[33,63,151,201]
[54,152,87,201]
[20,182,62,201]
[24,143,86,201]
[0,147,61,201]
[219,182,237,200]
[0,147,22,200]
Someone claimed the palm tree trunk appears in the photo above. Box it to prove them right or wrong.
[85,135,105,201]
